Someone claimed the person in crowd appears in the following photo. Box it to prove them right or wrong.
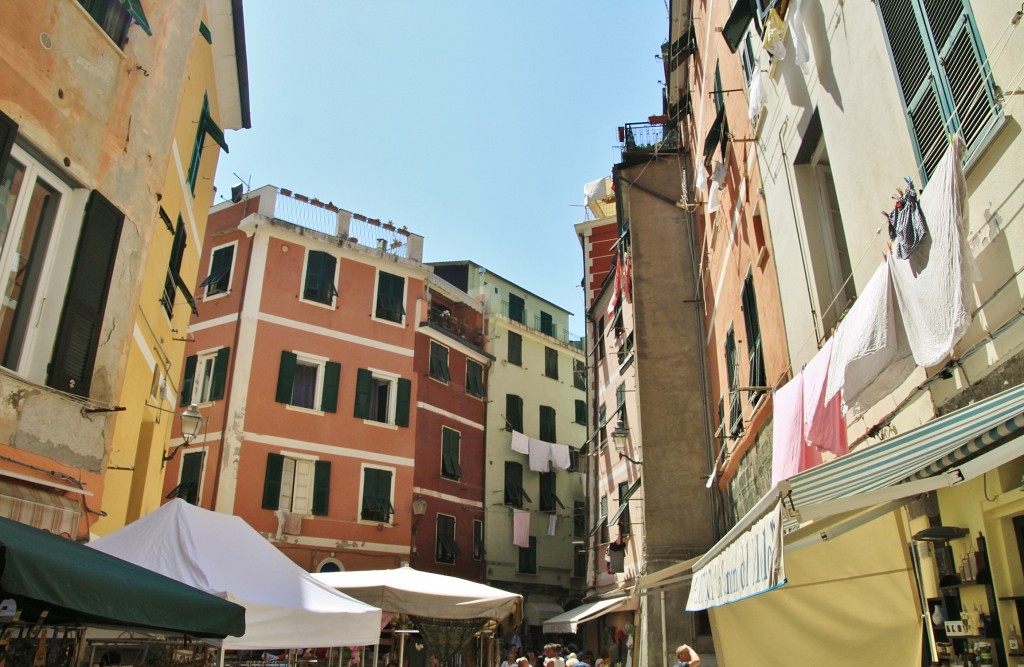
[501,649,518,667]
[542,644,565,667]
[672,645,700,667]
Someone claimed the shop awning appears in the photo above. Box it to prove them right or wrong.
[637,555,701,593]
[689,381,1024,606]
[542,597,628,634]
[0,515,245,637]
[525,601,564,627]
[0,480,82,537]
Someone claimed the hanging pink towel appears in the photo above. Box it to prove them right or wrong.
[772,375,805,487]
[511,430,530,455]
[802,339,848,455]
[513,509,531,548]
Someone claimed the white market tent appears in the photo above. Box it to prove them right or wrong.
[313,566,520,620]
[89,499,382,649]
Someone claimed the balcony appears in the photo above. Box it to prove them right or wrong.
[621,120,682,155]
[498,301,584,350]
[425,302,486,349]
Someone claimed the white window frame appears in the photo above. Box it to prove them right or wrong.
[298,247,339,310]
[278,450,319,516]
[202,240,237,301]
[286,350,329,416]
[358,463,396,525]
[371,269,407,327]
[188,348,221,406]
[0,144,87,383]
[364,367,400,428]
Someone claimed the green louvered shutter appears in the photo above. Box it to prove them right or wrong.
[312,460,331,516]
[210,347,230,401]
[180,355,198,407]
[396,378,412,427]
[539,406,556,443]
[262,453,284,510]
[179,450,204,505]
[0,110,16,182]
[354,368,373,418]
[321,361,340,413]
[506,394,523,432]
[276,351,297,404]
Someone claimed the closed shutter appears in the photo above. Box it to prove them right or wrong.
[506,394,523,432]
[179,450,204,505]
[429,342,450,382]
[539,406,556,443]
[0,110,16,184]
[545,347,558,379]
[304,250,324,301]
[180,355,198,407]
[276,351,297,404]
[466,360,484,397]
[508,332,522,366]
[321,361,340,413]
[395,378,412,427]
[47,190,124,397]
[504,461,523,506]
[354,368,372,418]
[311,460,331,516]
[540,472,556,512]
[261,453,284,510]
[361,468,393,521]
[441,428,461,479]
[575,400,587,425]
[210,347,230,401]
[508,294,525,323]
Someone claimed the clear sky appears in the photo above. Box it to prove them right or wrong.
[212,2,669,335]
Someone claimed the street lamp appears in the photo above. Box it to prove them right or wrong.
[412,497,428,517]
[611,419,642,465]
[163,403,204,463]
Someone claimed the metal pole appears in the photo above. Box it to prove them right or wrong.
[398,633,407,667]
[659,590,668,667]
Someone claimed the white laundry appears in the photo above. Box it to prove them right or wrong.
[789,0,810,68]
[528,438,552,472]
[748,68,765,121]
[547,514,558,537]
[513,509,531,548]
[695,162,709,193]
[510,430,530,455]
[548,444,571,471]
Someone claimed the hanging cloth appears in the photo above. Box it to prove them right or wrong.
[528,439,552,473]
[510,430,530,455]
[789,0,810,67]
[512,509,531,548]
[802,339,848,455]
[887,182,928,259]
[771,375,822,486]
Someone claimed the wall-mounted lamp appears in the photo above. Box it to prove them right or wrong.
[412,496,428,516]
[611,420,642,465]
[163,403,205,464]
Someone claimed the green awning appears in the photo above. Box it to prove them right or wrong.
[116,0,152,36]
[722,0,756,52]
[0,515,245,637]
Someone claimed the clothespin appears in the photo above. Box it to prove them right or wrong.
[896,186,904,196]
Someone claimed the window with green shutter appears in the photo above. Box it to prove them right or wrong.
[539,311,554,337]
[539,405,556,443]
[506,394,524,432]
[466,359,485,397]
[503,461,530,507]
[877,0,1001,181]
[302,250,338,305]
[507,293,526,324]
[573,359,587,391]
[507,331,522,366]
[375,271,406,323]
[472,520,484,560]
[725,328,742,436]
[161,217,189,318]
[575,399,587,425]
[429,341,450,383]
[186,94,228,195]
[177,450,204,505]
[181,347,231,406]
[435,513,459,564]
[312,460,331,516]
[201,243,235,298]
[518,536,537,574]
[539,472,564,513]
[544,347,558,379]
[441,427,462,481]
[261,453,329,516]
[275,351,340,413]
[568,448,581,473]
[361,467,394,522]
[741,272,766,403]
[77,0,152,47]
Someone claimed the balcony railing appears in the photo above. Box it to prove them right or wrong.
[426,303,485,349]
[622,121,681,154]
[498,300,584,349]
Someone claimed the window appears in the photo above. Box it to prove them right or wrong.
[574,399,587,425]
[181,347,230,406]
[573,359,586,391]
[740,32,757,84]
[0,125,124,397]
[596,317,606,361]
[435,514,459,564]
[725,328,743,437]
[617,481,632,535]
[505,394,523,432]
[600,494,609,543]
[598,404,607,429]
[544,347,558,379]
[441,427,462,481]
[261,453,331,516]
[573,544,587,578]
[360,466,394,523]
[573,501,585,538]
[877,0,1001,180]
[375,270,405,323]
[617,332,635,367]
[539,472,565,513]
[539,310,554,337]
[503,461,530,507]
[302,250,338,306]
[466,359,485,397]
[518,536,537,574]
[741,272,767,403]
[568,448,581,473]
[507,293,525,324]
[507,331,522,366]
[473,520,484,560]
[354,368,411,426]
[167,449,204,505]
[201,242,235,298]
[616,383,626,412]
[161,216,196,319]
[429,342,450,383]
[275,351,341,413]
[77,0,151,47]
[185,94,228,194]
[539,406,556,443]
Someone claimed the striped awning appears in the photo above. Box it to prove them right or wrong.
[0,480,82,537]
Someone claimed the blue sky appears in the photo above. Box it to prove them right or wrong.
[213,2,669,335]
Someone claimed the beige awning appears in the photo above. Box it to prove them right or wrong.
[0,480,82,536]
[542,597,629,634]
[637,555,701,593]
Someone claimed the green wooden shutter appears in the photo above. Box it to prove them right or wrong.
[466,360,484,397]
[508,294,525,323]
[0,110,16,184]
[179,450,204,505]
[312,460,331,516]
[321,361,340,413]
[508,332,522,366]
[540,472,555,512]
[362,468,393,521]
[545,348,558,379]
[354,368,373,418]
[261,453,284,510]
[304,251,324,301]
[506,394,523,432]
[722,0,757,52]
[575,399,587,425]
[276,351,297,404]
[47,190,124,397]
[210,347,230,401]
[321,253,337,303]
[396,378,412,427]
[442,429,461,479]
[504,461,522,506]
[539,406,556,443]
[206,244,233,295]
[430,342,450,382]
[118,0,152,36]
[180,355,198,407]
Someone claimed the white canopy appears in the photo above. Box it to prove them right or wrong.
[542,597,628,634]
[89,500,382,649]
[314,566,520,620]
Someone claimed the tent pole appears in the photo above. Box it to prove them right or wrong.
[660,590,668,667]
[398,631,406,667]
[219,646,226,667]
[373,642,380,667]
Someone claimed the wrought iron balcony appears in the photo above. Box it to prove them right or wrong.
[622,121,682,154]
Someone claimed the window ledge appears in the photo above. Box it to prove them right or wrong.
[358,519,393,527]
[298,296,337,311]
[371,315,406,328]
[286,404,325,417]
[203,291,230,302]
[362,419,399,430]
[428,375,451,385]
